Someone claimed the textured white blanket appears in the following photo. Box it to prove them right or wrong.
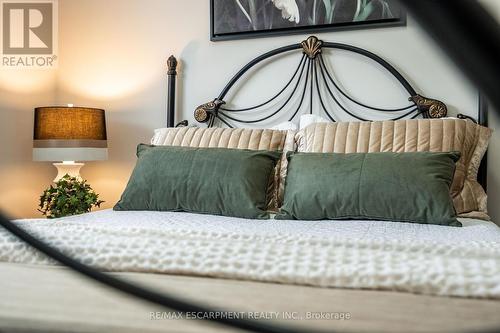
[2,210,500,298]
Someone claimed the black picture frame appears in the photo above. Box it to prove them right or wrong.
[210,0,407,42]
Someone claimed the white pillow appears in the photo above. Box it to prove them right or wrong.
[270,121,298,131]
[299,114,329,129]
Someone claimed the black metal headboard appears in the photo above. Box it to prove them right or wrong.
[191,36,461,128]
[165,35,488,188]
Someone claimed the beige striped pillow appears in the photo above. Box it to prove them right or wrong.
[295,119,492,220]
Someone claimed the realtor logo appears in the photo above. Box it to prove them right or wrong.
[1,0,58,68]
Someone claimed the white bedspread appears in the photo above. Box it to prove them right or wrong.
[2,210,500,298]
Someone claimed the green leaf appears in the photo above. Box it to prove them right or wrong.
[353,0,374,22]
[323,0,339,24]
[381,1,394,18]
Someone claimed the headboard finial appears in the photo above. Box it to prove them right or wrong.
[167,55,178,75]
[301,36,323,59]
[409,94,448,118]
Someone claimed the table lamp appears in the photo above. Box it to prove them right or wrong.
[33,106,108,182]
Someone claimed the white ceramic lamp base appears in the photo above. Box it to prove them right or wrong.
[53,162,84,182]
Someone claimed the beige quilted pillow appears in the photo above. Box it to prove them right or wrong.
[151,127,294,211]
[295,119,492,220]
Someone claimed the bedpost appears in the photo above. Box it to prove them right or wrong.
[478,92,489,191]
[167,55,178,128]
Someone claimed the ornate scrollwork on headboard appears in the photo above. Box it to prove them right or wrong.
[194,99,226,124]
[194,36,449,128]
[409,95,448,119]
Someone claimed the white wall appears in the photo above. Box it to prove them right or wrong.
[0,0,498,221]
[0,69,57,218]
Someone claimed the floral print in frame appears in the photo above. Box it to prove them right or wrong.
[211,0,406,41]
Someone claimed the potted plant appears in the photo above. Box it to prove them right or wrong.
[38,175,104,218]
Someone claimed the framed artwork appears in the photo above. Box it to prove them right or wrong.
[210,0,406,41]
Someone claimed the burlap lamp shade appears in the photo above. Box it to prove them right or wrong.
[33,106,108,181]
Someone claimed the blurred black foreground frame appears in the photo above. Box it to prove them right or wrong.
[1,1,500,333]
[400,0,500,113]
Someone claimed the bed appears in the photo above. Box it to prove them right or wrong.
[1,210,500,332]
[1,36,499,333]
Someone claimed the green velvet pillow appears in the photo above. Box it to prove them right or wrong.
[277,152,461,226]
[114,145,281,219]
